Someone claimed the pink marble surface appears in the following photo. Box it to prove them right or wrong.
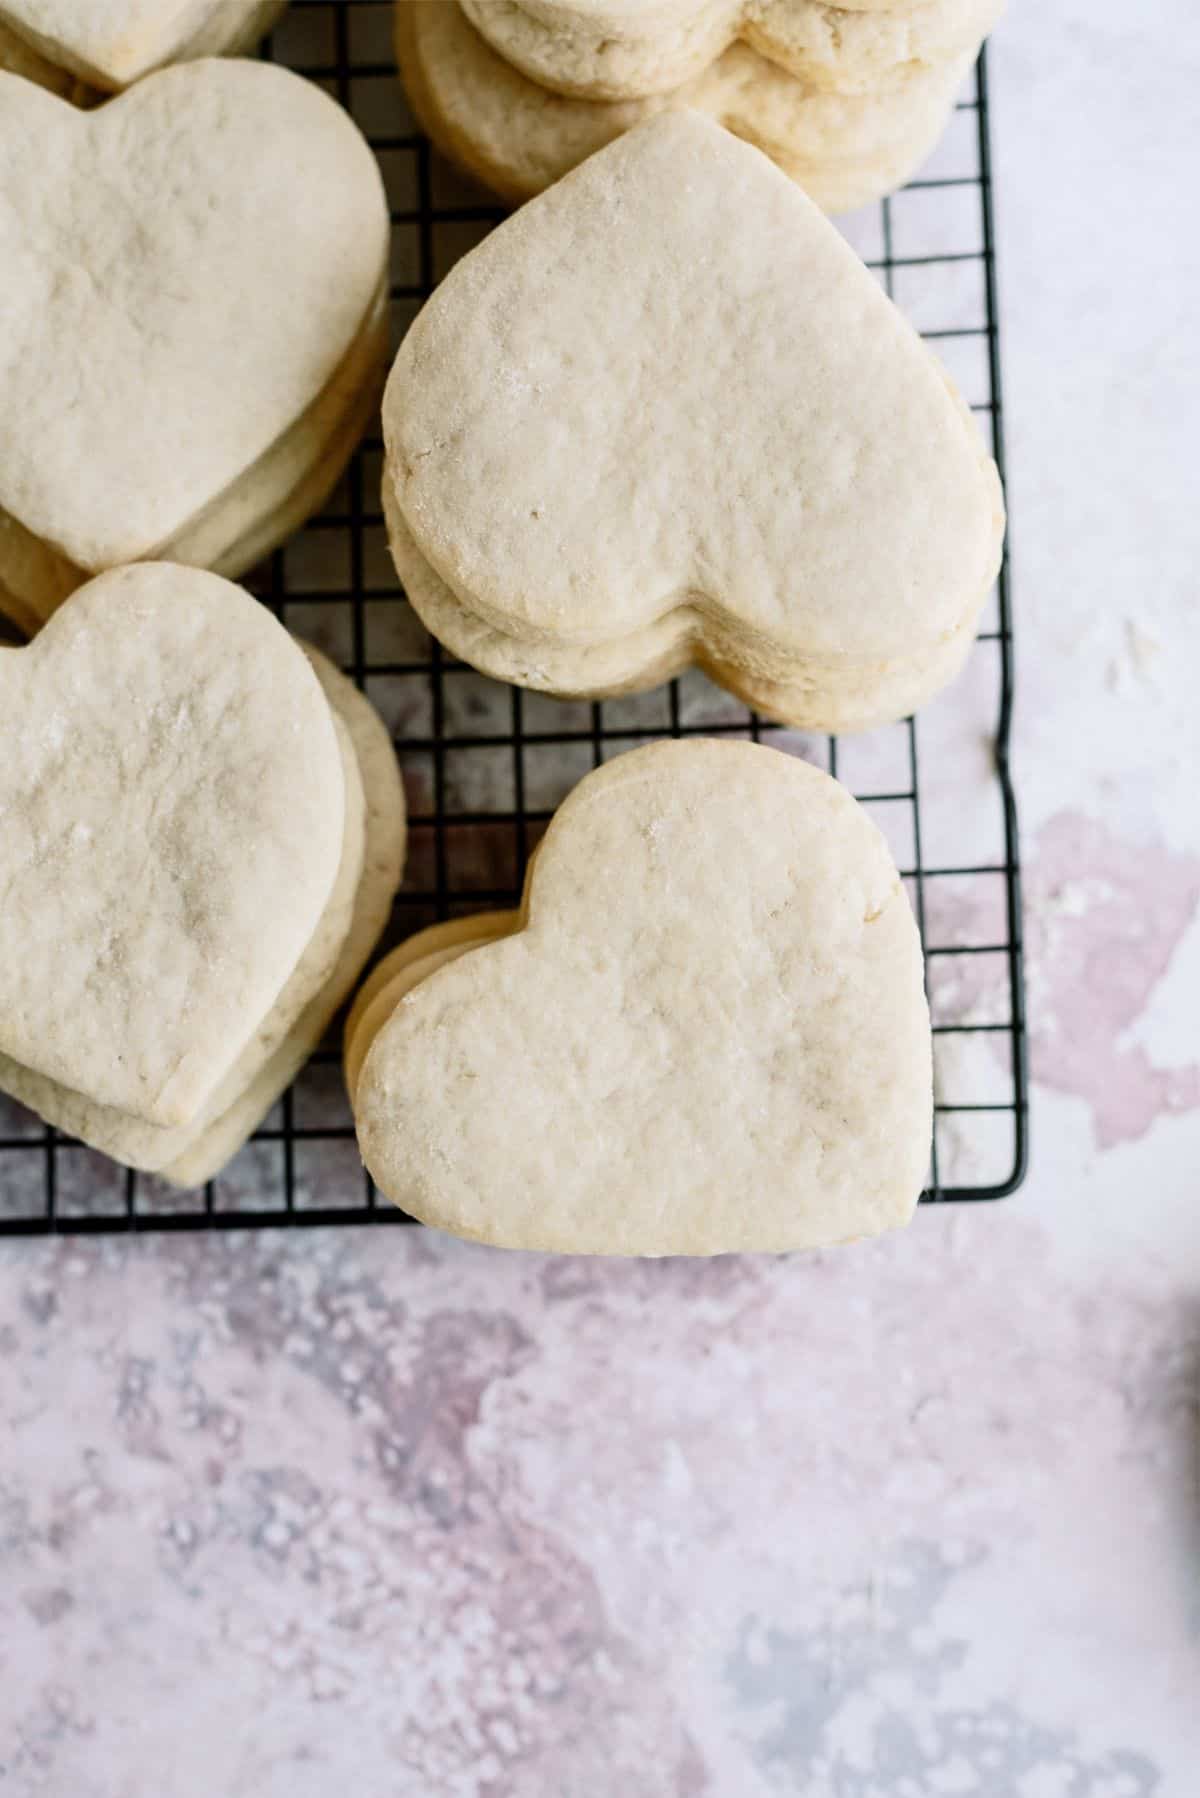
[2,3,1199,1792]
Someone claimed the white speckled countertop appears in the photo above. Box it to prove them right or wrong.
[1,4,1198,1793]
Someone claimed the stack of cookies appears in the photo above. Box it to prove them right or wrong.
[382,114,1003,734]
[347,739,934,1255]
[395,0,1004,209]
[0,56,389,636]
[0,564,405,1189]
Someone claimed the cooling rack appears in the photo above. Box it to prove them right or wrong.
[0,1,1027,1234]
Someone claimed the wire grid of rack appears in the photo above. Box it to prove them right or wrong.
[0,1,1027,1234]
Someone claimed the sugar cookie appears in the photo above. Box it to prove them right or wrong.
[459,0,1001,101]
[0,0,285,98]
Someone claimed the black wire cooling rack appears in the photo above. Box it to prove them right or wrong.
[0,1,1027,1234]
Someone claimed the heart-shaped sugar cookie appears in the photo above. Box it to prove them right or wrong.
[352,740,932,1255]
[0,564,347,1128]
[0,0,285,92]
[382,112,1003,732]
[460,0,1001,100]
[0,60,387,592]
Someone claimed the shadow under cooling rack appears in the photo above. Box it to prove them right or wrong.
[0,4,1027,1235]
